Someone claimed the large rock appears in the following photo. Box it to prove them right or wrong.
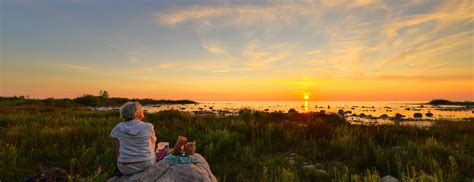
[381,175,398,182]
[108,153,217,182]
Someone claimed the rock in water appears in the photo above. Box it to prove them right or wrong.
[108,153,217,182]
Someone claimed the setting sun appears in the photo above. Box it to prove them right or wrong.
[304,95,309,101]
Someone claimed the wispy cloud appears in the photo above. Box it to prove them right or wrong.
[383,0,473,39]
[321,0,382,8]
[383,30,473,66]
[64,64,92,70]
[305,50,321,55]
[202,41,227,56]
[158,62,179,69]
[153,2,322,30]
[152,0,472,79]
[242,41,290,70]
[154,6,228,26]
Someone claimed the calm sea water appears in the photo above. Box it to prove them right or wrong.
[144,101,474,123]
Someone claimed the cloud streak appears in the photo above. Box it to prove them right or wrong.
[202,41,227,56]
[383,0,473,39]
[241,41,290,70]
[305,50,321,55]
[64,64,93,70]
[153,2,322,29]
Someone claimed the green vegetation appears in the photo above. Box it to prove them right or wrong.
[0,105,473,181]
[428,99,474,106]
[0,92,197,107]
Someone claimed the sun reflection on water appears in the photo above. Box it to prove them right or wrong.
[304,100,308,112]
[303,94,309,112]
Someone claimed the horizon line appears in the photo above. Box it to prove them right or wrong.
[3,95,473,103]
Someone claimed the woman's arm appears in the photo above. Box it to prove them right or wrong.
[112,138,120,158]
[150,125,157,151]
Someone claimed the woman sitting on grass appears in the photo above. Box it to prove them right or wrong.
[110,102,156,176]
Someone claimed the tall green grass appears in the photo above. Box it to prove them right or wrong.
[0,106,472,181]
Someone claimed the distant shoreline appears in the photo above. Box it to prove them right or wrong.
[0,95,197,107]
[426,99,473,106]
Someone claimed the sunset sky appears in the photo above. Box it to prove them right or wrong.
[1,0,473,101]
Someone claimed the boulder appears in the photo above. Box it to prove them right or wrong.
[413,113,423,119]
[108,153,217,182]
[425,112,434,117]
[381,175,398,182]
[288,108,298,114]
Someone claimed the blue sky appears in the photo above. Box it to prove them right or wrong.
[1,0,473,101]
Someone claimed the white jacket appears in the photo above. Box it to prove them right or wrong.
[110,119,157,163]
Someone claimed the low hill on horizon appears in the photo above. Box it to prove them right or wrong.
[0,93,197,107]
[428,99,473,106]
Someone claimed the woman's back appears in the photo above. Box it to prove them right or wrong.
[111,119,156,163]
[111,102,157,175]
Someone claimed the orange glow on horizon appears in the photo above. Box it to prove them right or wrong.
[1,73,472,101]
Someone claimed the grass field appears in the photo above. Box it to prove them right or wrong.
[0,105,473,181]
